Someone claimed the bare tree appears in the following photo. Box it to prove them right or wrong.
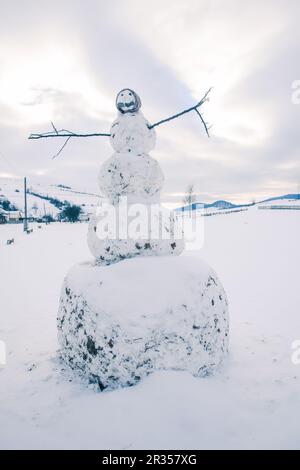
[31,203,38,217]
[183,184,197,216]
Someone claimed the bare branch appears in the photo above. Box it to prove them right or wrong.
[148,88,212,136]
[29,130,111,140]
[28,124,111,159]
[51,121,58,135]
[194,108,210,138]
[52,136,72,160]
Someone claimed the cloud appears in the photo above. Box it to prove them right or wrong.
[0,0,299,203]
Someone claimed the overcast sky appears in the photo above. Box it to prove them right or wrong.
[0,0,300,204]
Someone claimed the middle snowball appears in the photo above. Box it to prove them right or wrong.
[98,152,164,205]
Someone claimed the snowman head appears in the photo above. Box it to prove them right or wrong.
[116,88,141,114]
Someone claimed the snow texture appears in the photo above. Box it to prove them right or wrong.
[1,209,300,449]
[98,152,163,205]
[57,256,229,391]
[87,207,184,263]
[110,112,156,154]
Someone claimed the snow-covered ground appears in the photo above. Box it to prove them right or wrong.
[0,208,299,449]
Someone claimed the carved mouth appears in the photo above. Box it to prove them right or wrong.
[117,101,136,112]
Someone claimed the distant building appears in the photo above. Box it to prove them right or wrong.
[78,213,90,222]
[6,210,24,223]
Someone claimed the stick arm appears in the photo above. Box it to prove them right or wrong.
[28,124,111,159]
[148,88,212,137]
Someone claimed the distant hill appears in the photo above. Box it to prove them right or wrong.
[260,193,300,203]
[204,200,253,210]
[176,194,300,212]
[176,200,253,212]
[1,176,299,217]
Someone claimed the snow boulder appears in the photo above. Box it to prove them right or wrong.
[57,256,229,391]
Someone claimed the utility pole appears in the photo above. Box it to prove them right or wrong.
[23,177,28,232]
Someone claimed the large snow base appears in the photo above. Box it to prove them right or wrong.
[57,256,229,391]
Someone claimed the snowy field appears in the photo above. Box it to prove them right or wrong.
[0,208,299,450]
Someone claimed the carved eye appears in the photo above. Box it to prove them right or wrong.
[129,92,132,96]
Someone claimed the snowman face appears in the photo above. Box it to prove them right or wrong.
[116,89,141,114]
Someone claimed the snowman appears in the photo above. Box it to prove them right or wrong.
[87,88,186,264]
[29,87,211,265]
[31,88,230,392]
